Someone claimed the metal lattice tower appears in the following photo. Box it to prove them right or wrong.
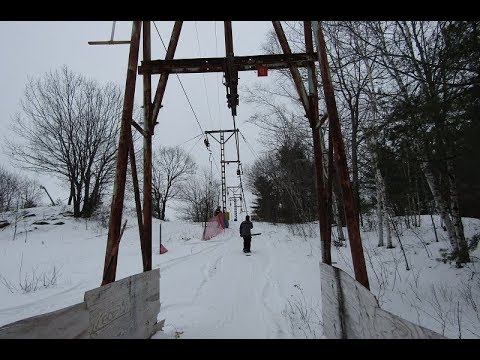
[228,185,243,221]
[205,129,240,212]
[220,131,226,210]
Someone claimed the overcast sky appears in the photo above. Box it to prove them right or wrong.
[0,21,274,206]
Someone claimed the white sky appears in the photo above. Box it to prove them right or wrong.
[1,205,479,338]
[0,21,274,206]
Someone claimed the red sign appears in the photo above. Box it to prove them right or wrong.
[257,65,268,77]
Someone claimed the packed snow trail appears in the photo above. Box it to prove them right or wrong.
[153,222,306,339]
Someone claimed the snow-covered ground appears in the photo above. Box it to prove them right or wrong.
[0,205,479,339]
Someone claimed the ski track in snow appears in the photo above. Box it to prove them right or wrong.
[156,242,220,272]
[159,227,292,338]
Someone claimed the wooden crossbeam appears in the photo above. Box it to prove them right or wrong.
[205,129,238,134]
[88,40,131,45]
[138,53,317,74]
[131,119,147,138]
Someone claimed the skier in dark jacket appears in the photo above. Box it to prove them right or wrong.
[239,215,253,253]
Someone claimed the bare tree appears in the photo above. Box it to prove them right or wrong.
[17,177,43,209]
[4,66,122,218]
[151,145,197,220]
[177,168,220,223]
[0,166,20,212]
[0,166,44,211]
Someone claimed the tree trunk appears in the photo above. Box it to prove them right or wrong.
[73,197,81,217]
[332,191,345,245]
[420,160,459,258]
[379,172,393,248]
[431,213,439,242]
[91,181,101,213]
[363,55,387,248]
[376,166,392,248]
[375,167,384,247]
[161,199,167,221]
[332,157,346,245]
[82,175,91,218]
[351,117,360,226]
[415,175,421,227]
[318,125,345,246]
[153,195,161,219]
[75,184,83,218]
[447,158,470,263]
[68,181,74,206]
[405,159,414,228]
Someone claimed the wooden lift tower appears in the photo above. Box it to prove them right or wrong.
[97,21,370,291]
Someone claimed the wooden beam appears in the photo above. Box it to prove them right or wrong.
[142,21,153,272]
[131,119,147,138]
[139,53,316,75]
[272,21,311,118]
[224,21,238,116]
[315,21,370,290]
[127,127,146,272]
[151,21,183,125]
[317,113,329,129]
[88,40,131,45]
[205,129,238,134]
[304,20,331,265]
[102,21,142,286]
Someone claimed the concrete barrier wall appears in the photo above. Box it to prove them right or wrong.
[320,263,445,339]
[0,269,161,339]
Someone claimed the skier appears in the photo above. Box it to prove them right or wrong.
[223,207,229,228]
[239,215,253,253]
[214,206,224,229]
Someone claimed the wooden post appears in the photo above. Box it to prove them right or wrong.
[272,21,310,115]
[151,21,183,125]
[127,126,146,270]
[143,21,153,272]
[304,21,331,265]
[273,20,330,265]
[159,222,162,253]
[40,185,56,206]
[224,21,239,116]
[102,21,142,286]
[314,21,369,289]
